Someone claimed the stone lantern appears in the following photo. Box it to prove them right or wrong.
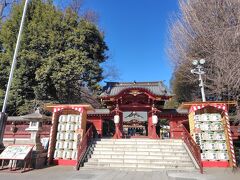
[22,108,50,168]
[23,108,46,151]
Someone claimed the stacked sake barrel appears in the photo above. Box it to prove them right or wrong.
[193,113,229,161]
[54,114,82,160]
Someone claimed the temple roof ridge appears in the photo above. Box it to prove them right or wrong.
[100,81,172,98]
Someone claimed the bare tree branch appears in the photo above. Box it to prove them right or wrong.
[168,0,240,103]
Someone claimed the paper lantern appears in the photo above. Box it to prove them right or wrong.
[114,115,120,124]
[152,115,158,125]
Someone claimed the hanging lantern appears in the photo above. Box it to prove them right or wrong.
[152,115,158,125]
[114,115,120,124]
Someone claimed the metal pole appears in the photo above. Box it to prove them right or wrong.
[0,112,7,149]
[0,0,29,149]
[199,72,206,102]
[2,0,29,113]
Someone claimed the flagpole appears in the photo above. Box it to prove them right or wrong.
[0,0,29,148]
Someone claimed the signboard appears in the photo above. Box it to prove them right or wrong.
[0,145,33,160]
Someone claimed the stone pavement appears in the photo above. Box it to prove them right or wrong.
[0,166,239,180]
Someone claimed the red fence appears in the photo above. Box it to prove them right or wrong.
[181,125,203,174]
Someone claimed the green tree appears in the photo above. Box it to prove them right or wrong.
[0,0,108,115]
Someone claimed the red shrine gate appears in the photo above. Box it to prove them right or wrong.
[87,81,187,139]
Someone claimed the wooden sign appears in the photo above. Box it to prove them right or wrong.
[0,145,34,160]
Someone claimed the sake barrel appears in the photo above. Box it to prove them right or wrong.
[75,114,82,123]
[217,151,229,160]
[71,150,78,160]
[205,142,215,150]
[201,152,207,160]
[194,122,201,129]
[214,132,225,140]
[56,132,61,140]
[70,115,76,123]
[200,123,206,131]
[63,141,73,150]
[217,142,227,150]
[62,150,72,159]
[66,123,75,132]
[55,141,64,149]
[74,124,81,131]
[54,150,63,159]
[201,123,211,131]
[57,132,65,140]
[59,132,65,140]
[194,115,201,121]
[201,132,207,140]
[73,133,79,141]
[67,115,76,123]
[208,132,214,140]
[201,114,210,121]
[200,143,205,150]
[206,151,217,160]
[65,132,74,140]
[211,113,221,121]
[59,115,64,123]
[72,141,78,150]
[59,115,67,123]
[58,123,66,132]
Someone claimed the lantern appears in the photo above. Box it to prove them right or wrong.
[152,115,158,125]
[114,114,120,124]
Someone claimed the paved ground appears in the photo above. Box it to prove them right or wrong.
[0,166,240,180]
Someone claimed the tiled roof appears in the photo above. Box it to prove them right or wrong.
[100,81,172,97]
[21,109,50,120]
[87,109,110,115]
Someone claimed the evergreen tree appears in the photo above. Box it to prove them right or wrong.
[0,0,108,115]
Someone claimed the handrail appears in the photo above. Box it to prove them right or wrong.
[76,126,93,170]
[181,125,203,174]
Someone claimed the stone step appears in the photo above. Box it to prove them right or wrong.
[93,144,184,149]
[93,148,187,153]
[92,151,187,156]
[83,139,196,171]
[84,162,195,169]
[88,158,193,164]
[81,166,196,172]
[91,154,190,160]
[93,147,185,152]
[95,141,183,145]
[96,139,182,142]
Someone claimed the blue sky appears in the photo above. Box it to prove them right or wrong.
[81,0,180,87]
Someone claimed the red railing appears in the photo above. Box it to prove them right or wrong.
[181,125,203,174]
[76,126,93,170]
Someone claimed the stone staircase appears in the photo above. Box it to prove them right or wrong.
[81,138,197,172]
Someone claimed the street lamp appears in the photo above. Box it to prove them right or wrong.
[191,59,206,102]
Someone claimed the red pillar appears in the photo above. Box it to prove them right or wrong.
[47,111,60,165]
[113,123,122,139]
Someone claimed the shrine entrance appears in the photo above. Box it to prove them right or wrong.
[99,81,173,139]
[123,111,148,138]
